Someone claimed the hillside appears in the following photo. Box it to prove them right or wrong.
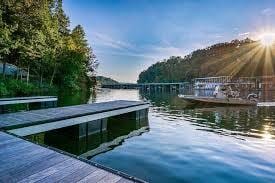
[96,76,119,85]
[138,38,275,83]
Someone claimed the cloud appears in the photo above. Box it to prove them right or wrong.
[96,45,187,61]
[95,50,155,59]
[91,32,134,50]
[261,8,274,16]
[238,32,250,37]
[214,35,223,38]
[93,34,188,61]
[148,45,187,60]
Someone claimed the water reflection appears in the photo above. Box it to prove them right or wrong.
[0,101,56,114]
[27,112,149,157]
[57,90,91,107]
[140,91,275,140]
[187,107,275,140]
[188,88,275,101]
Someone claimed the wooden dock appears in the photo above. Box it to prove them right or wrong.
[0,96,57,106]
[0,131,143,183]
[257,102,275,107]
[0,100,149,183]
[101,82,189,91]
[0,100,149,136]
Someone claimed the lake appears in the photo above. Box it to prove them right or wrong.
[27,89,275,183]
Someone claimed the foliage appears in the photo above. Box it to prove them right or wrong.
[0,76,57,96]
[0,0,98,93]
[138,38,275,83]
[5,79,37,96]
[0,82,8,96]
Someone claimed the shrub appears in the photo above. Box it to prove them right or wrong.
[0,82,8,96]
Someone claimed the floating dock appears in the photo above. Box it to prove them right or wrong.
[0,96,57,106]
[0,100,149,136]
[0,132,143,183]
[257,102,275,107]
[0,100,149,182]
[101,82,190,92]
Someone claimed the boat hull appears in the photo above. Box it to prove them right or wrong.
[179,95,257,106]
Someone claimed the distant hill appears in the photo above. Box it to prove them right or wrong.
[138,38,275,83]
[96,76,119,85]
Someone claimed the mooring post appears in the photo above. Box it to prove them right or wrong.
[100,119,103,133]
[0,105,3,114]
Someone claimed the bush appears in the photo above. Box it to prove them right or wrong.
[4,79,37,96]
[0,77,56,97]
[0,82,8,96]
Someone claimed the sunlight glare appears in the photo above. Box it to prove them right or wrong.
[260,33,275,47]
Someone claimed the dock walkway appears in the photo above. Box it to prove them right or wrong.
[0,100,149,182]
[0,96,57,106]
[0,100,149,136]
[0,131,139,183]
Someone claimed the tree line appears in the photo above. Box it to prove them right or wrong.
[138,38,274,83]
[0,0,97,93]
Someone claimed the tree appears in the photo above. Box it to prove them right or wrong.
[0,9,12,77]
[137,39,270,83]
[0,0,98,94]
[55,0,70,36]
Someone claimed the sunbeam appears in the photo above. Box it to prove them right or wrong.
[260,33,275,47]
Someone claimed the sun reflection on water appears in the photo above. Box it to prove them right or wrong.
[262,124,274,140]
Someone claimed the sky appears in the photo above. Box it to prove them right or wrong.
[63,0,275,83]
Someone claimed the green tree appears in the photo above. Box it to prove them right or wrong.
[0,0,98,96]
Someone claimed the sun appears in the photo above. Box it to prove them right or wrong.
[260,33,275,47]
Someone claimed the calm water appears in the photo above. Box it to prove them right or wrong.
[28,89,275,183]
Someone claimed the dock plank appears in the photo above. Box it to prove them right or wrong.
[17,159,77,183]
[36,161,87,183]
[0,96,57,106]
[77,169,109,183]
[0,143,56,175]
[97,173,122,183]
[0,96,56,102]
[117,179,135,183]
[57,164,97,183]
[0,132,139,183]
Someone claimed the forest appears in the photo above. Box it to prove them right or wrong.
[0,0,97,96]
[96,76,119,85]
[138,38,275,83]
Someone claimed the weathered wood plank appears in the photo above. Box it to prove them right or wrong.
[0,140,33,157]
[57,164,97,183]
[13,153,69,181]
[77,169,109,183]
[0,96,57,106]
[0,137,20,146]
[0,132,138,183]
[0,96,56,101]
[0,151,55,181]
[0,148,55,179]
[36,160,87,183]
[97,173,122,183]
[17,158,77,183]
[0,145,52,170]
[116,178,135,183]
